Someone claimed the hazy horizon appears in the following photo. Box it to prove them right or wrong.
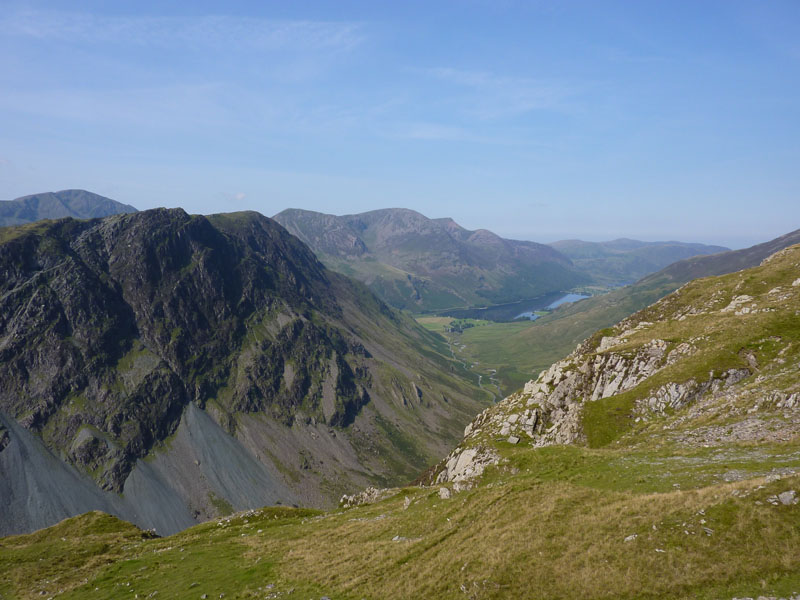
[2,0,798,250]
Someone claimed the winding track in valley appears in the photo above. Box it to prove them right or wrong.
[445,332,501,402]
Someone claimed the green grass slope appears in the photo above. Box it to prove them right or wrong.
[453,228,800,393]
[274,207,588,312]
[3,245,800,599]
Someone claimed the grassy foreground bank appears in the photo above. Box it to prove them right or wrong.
[3,439,800,600]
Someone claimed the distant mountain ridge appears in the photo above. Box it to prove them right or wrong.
[0,189,137,227]
[274,207,588,311]
[482,227,800,388]
[549,237,729,285]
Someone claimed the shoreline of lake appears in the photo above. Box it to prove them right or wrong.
[438,291,590,322]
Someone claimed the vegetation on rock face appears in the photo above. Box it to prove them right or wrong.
[445,243,800,459]
[273,207,588,311]
[2,244,799,599]
[0,209,489,533]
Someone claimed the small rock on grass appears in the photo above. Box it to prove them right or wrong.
[439,487,451,499]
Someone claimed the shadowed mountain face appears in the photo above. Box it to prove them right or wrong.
[0,209,488,535]
[549,238,729,286]
[0,189,137,227]
[273,208,589,311]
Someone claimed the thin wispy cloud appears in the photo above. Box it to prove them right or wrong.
[0,11,363,52]
[420,67,578,119]
[0,83,242,130]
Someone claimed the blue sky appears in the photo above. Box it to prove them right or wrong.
[1,1,798,248]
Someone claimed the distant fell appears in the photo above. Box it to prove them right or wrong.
[274,207,588,312]
[0,189,137,227]
[550,237,729,286]
[487,227,800,383]
[637,228,800,286]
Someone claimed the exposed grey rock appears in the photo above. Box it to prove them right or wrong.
[438,487,451,499]
[778,490,797,505]
[340,486,397,509]
[435,446,500,490]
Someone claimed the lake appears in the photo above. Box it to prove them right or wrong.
[513,293,590,320]
[439,292,590,322]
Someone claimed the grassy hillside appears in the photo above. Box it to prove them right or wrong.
[0,189,136,227]
[3,446,800,598]
[447,228,800,394]
[3,245,800,600]
[274,208,587,312]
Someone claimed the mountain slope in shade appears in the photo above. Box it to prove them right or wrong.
[273,207,588,311]
[0,208,488,536]
[0,189,137,227]
[549,238,729,285]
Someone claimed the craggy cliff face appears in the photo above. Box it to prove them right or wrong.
[0,209,487,535]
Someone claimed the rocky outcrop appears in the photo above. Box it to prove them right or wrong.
[635,368,750,418]
[339,486,398,508]
[434,446,500,491]
[457,328,689,448]
[434,244,800,482]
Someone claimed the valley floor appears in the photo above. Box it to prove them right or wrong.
[3,440,800,600]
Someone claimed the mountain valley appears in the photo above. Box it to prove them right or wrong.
[550,237,729,286]
[273,208,589,312]
[2,236,799,600]
[440,228,800,394]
